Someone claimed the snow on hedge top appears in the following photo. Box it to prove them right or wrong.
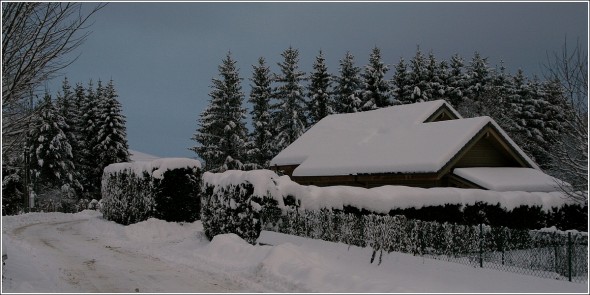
[104,158,201,179]
[203,170,574,213]
[454,167,566,192]
[271,100,537,176]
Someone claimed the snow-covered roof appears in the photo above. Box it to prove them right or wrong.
[453,167,566,192]
[129,149,160,162]
[270,100,538,176]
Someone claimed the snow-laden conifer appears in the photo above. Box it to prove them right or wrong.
[28,92,79,200]
[247,57,275,169]
[95,79,130,170]
[360,47,390,110]
[333,51,362,113]
[272,47,307,152]
[192,52,248,172]
[446,54,467,109]
[307,50,333,125]
[391,57,413,105]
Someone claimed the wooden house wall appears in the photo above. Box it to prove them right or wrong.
[454,136,519,168]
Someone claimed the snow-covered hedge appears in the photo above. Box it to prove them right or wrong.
[201,170,282,244]
[201,170,586,243]
[101,158,202,225]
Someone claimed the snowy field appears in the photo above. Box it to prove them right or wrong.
[1,211,587,293]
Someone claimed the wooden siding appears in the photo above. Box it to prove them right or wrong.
[447,174,486,190]
[292,173,442,189]
[423,104,460,123]
[454,136,519,168]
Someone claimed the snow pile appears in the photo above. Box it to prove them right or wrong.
[2,212,586,293]
[203,169,574,213]
[125,218,203,243]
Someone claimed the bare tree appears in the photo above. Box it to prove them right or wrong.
[2,2,105,159]
[543,38,588,205]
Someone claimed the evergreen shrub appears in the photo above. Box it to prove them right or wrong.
[101,159,201,225]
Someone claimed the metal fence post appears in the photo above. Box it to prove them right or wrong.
[567,232,572,282]
[479,223,483,268]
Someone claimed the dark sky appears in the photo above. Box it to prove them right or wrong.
[48,1,588,159]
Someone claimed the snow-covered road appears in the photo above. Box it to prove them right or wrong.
[2,211,587,293]
[6,218,246,293]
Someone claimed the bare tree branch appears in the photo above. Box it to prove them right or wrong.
[543,37,588,205]
[2,2,105,159]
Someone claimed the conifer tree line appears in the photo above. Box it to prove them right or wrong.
[2,78,130,214]
[192,46,585,195]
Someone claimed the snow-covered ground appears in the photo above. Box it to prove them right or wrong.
[2,211,587,293]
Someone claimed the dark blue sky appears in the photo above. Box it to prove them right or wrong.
[48,1,588,159]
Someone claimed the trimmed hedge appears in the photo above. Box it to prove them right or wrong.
[101,158,201,225]
[201,170,586,245]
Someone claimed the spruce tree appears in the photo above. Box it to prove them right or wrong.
[272,46,307,152]
[192,52,249,172]
[461,51,492,117]
[360,46,390,110]
[446,54,467,109]
[334,51,362,113]
[79,80,102,198]
[95,79,130,171]
[247,57,275,169]
[55,77,82,196]
[542,78,568,155]
[409,46,428,103]
[308,50,333,125]
[426,52,445,101]
[391,57,413,105]
[28,93,78,203]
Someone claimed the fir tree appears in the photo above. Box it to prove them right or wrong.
[307,50,333,125]
[426,52,445,101]
[333,51,362,113]
[28,93,79,200]
[55,77,82,195]
[409,46,428,103]
[247,57,275,169]
[461,51,492,117]
[272,46,307,152]
[79,80,103,198]
[192,52,249,172]
[446,54,467,109]
[391,57,413,105]
[360,46,390,110]
[95,79,130,171]
[542,78,568,153]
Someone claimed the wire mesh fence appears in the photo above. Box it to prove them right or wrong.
[423,229,588,283]
[268,209,588,283]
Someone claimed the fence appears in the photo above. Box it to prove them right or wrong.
[266,209,588,283]
[425,227,588,283]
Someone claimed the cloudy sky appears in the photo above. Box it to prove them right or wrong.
[49,1,588,159]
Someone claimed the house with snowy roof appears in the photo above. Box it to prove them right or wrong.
[270,100,563,192]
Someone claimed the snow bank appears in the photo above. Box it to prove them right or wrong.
[203,170,574,213]
[125,218,203,242]
[454,167,567,192]
[104,158,201,179]
[2,212,586,293]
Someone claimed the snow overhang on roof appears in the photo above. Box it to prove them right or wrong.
[453,167,567,192]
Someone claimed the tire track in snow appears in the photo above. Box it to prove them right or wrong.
[10,218,249,293]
